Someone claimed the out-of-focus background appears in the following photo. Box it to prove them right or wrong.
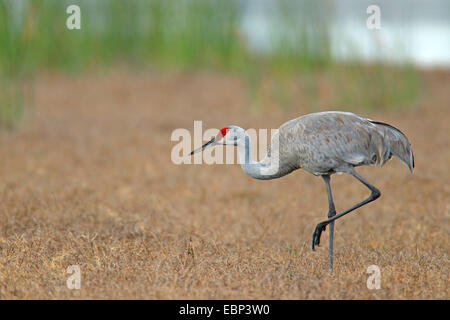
[0,0,448,299]
[2,0,450,125]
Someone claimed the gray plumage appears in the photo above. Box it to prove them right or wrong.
[256,111,414,179]
[190,111,414,271]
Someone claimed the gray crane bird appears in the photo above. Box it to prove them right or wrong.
[190,111,414,271]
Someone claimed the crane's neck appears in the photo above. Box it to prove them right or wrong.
[237,132,284,180]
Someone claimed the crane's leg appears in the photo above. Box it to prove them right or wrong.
[322,175,336,272]
[312,168,380,252]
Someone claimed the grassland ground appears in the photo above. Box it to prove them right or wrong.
[0,69,448,299]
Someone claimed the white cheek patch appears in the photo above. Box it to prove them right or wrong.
[217,136,226,144]
[224,135,233,144]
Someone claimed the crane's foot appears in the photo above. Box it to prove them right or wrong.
[311,222,328,250]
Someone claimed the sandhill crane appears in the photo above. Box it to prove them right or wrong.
[190,111,414,271]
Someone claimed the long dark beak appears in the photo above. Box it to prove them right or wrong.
[190,137,217,155]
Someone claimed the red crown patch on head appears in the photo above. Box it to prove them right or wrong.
[217,127,229,139]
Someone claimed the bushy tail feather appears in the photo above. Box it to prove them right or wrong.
[371,121,414,172]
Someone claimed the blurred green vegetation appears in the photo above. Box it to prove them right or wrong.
[0,0,420,129]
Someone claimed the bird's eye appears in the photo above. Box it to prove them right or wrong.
[217,127,229,140]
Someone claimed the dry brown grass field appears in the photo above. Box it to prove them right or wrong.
[0,70,448,299]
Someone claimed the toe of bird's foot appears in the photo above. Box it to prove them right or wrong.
[311,222,327,251]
